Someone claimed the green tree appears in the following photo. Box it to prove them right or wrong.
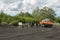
[55,17,60,23]
[32,7,40,19]
[0,11,7,23]
[16,12,38,23]
[32,6,56,21]
[0,11,13,25]
[40,7,56,21]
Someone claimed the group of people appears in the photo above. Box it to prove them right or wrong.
[18,22,40,28]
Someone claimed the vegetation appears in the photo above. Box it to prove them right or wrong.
[55,17,60,23]
[32,7,56,21]
[0,6,60,26]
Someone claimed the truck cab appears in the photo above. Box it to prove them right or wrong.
[40,19,53,27]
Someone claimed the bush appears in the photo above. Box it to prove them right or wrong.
[22,17,38,23]
[9,20,19,26]
[53,23,60,26]
[1,22,8,25]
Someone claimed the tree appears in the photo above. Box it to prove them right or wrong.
[40,7,56,21]
[24,12,33,17]
[32,7,40,18]
[17,12,32,17]
[32,6,56,21]
[55,17,60,23]
[16,12,38,23]
[0,11,7,23]
[0,11,14,25]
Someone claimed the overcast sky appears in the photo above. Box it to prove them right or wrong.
[0,0,60,16]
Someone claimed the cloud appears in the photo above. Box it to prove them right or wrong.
[0,1,5,10]
[0,0,60,16]
[4,1,19,10]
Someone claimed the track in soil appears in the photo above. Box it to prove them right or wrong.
[0,26,60,40]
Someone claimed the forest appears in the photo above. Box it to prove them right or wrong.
[0,6,60,26]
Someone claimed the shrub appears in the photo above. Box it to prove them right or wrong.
[9,20,19,26]
[1,22,8,25]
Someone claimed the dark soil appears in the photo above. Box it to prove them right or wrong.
[0,25,60,40]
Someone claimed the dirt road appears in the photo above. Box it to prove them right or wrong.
[0,26,60,40]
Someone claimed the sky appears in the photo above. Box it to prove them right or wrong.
[0,0,60,16]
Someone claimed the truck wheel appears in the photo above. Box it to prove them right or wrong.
[49,24,52,27]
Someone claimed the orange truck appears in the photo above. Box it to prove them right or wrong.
[39,19,53,27]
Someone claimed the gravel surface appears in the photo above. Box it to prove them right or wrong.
[0,26,60,40]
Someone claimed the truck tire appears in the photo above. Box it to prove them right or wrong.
[48,24,52,27]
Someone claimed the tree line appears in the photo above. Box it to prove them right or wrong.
[0,6,60,26]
